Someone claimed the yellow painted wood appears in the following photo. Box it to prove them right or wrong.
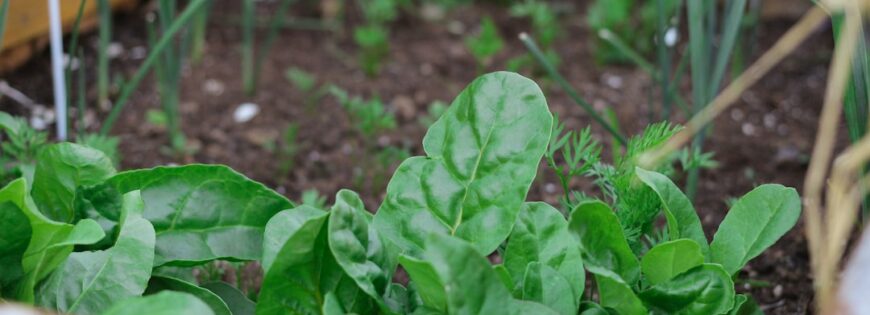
[1,0,137,51]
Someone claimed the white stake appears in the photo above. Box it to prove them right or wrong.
[48,0,67,140]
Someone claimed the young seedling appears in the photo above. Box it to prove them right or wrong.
[417,100,447,128]
[285,67,317,93]
[464,16,504,72]
[328,86,396,138]
[277,123,299,176]
[354,25,390,77]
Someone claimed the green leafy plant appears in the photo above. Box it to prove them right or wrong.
[0,72,798,315]
[465,16,504,72]
[353,0,406,76]
[75,133,121,167]
[285,67,317,92]
[328,86,396,138]
[0,113,48,183]
[277,123,299,176]
[354,24,391,76]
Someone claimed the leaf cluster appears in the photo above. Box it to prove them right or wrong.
[1,72,799,315]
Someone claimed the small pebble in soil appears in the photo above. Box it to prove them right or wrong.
[420,3,446,21]
[308,151,321,162]
[342,143,353,155]
[233,103,259,123]
[447,20,465,35]
[764,113,777,129]
[378,135,391,147]
[420,63,434,76]
[741,123,756,136]
[107,42,124,59]
[773,284,784,298]
[665,27,679,46]
[774,146,803,164]
[130,46,147,60]
[602,73,623,89]
[544,183,557,194]
[30,106,55,130]
[63,54,80,70]
[392,95,417,120]
[203,79,225,96]
[730,108,745,122]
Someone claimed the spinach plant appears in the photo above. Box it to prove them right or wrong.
[0,72,798,315]
[354,0,406,76]
[464,16,504,72]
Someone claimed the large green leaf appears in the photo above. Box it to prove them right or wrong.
[521,262,576,315]
[257,207,374,315]
[641,239,704,286]
[96,165,294,266]
[36,191,155,315]
[639,264,735,315]
[0,201,31,297]
[397,255,446,311]
[201,282,256,315]
[595,271,647,315]
[400,233,559,315]
[504,202,583,304]
[328,189,395,308]
[102,291,215,315]
[32,143,116,223]
[710,184,801,275]
[635,168,709,256]
[373,71,553,255]
[728,294,763,315]
[568,200,640,284]
[0,178,104,302]
[146,276,231,315]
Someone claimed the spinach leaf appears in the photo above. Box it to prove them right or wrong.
[728,294,763,315]
[400,233,559,315]
[641,239,704,286]
[635,167,709,256]
[710,184,801,275]
[374,71,553,255]
[521,262,576,315]
[322,291,345,315]
[257,206,374,315]
[32,143,116,223]
[201,282,256,315]
[102,291,215,315]
[146,275,231,315]
[328,189,396,309]
[0,200,30,297]
[504,202,583,304]
[36,191,155,315]
[0,178,104,302]
[595,271,647,315]
[639,264,735,315]
[568,200,640,284]
[98,165,294,266]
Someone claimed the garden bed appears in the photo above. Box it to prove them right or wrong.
[0,1,840,313]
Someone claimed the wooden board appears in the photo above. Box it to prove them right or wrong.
[0,0,138,72]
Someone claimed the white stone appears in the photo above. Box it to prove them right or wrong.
[233,103,259,123]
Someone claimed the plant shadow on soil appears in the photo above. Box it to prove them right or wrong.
[0,1,842,313]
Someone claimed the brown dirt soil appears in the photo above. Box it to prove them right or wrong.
[0,1,845,313]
